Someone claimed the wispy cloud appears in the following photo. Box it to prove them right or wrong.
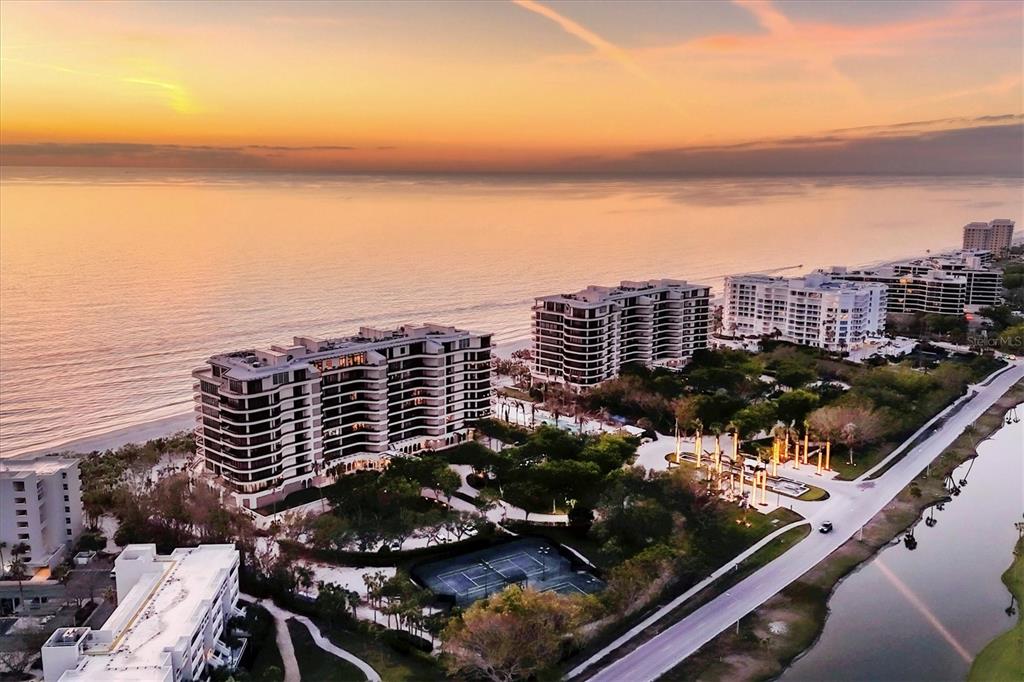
[638,0,1021,101]
[0,143,361,170]
[511,0,668,95]
[0,56,195,114]
[2,117,1019,176]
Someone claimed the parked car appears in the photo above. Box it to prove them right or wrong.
[819,521,834,534]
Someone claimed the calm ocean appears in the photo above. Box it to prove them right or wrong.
[1,168,1020,457]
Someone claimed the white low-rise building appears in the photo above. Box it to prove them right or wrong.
[533,279,711,386]
[0,454,83,575]
[42,544,242,682]
[723,273,886,352]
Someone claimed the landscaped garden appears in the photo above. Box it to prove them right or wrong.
[580,343,1005,479]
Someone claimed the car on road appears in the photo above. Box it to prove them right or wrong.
[819,521,834,534]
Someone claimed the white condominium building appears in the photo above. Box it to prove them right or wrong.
[533,279,712,387]
[0,454,83,573]
[193,324,492,508]
[724,273,887,352]
[42,544,242,682]
[962,219,1014,257]
[827,250,1003,314]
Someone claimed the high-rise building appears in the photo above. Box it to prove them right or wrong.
[723,273,887,351]
[41,544,242,682]
[0,454,83,573]
[193,324,492,508]
[962,219,1015,257]
[532,279,711,387]
[827,250,1003,314]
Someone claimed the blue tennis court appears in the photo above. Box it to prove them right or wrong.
[413,537,604,606]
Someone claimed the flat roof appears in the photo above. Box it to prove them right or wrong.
[65,545,237,680]
[0,453,78,476]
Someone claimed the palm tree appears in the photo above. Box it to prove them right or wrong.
[9,542,30,614]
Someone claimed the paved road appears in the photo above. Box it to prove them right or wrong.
[576,359,1024,682]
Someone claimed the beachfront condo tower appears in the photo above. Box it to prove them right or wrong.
[825,250,1002,314]
[962,219,1015,257]
[532,279,712,387]
[192,324,492,508]
[723,272,887,352]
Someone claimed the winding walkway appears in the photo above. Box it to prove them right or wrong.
[246,595,382,682]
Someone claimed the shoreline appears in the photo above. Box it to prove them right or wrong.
[664,380,1024,681]
[969,535,1024,680]
[8,412,197,459]
[4,338,534,461]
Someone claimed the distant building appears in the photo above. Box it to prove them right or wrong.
[723,273,886,352]
[962,219,1014,257]
[0,454,83,575]
[193,323,493,508]
[532,279,712,387]
[41,544,242,682]
[827,250,1002,314]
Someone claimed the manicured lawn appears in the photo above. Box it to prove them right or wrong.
[969,536,1024,682]
[287,619,366,681]
[796,485,829,502]
[247,617,285,682]
[318,622,446,682]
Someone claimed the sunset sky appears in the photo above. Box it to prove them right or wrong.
[1,0,1022,173]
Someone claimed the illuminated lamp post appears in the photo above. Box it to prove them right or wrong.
[674,419,681,465]
[695,428,702,468]
[791,427,799,470]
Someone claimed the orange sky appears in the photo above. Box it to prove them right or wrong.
[1,0,1021,172]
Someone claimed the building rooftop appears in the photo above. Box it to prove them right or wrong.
[728,272,885,293]
[0,453,78,477]
[55,544,238,681]
[535,279,708,307]
[201,323,488,379]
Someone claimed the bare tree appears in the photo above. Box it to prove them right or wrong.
[808,404,887,465]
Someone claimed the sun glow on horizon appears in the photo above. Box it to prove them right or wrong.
[0,0,1021,172]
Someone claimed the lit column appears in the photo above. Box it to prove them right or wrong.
[695,430,702,468]
[771,439,779,477]
[803,431,810,465]
[816,444,823,475]
[792,430,800,470]
[825,440,831,471]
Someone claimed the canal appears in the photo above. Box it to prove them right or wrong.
[781,404,1024,682]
